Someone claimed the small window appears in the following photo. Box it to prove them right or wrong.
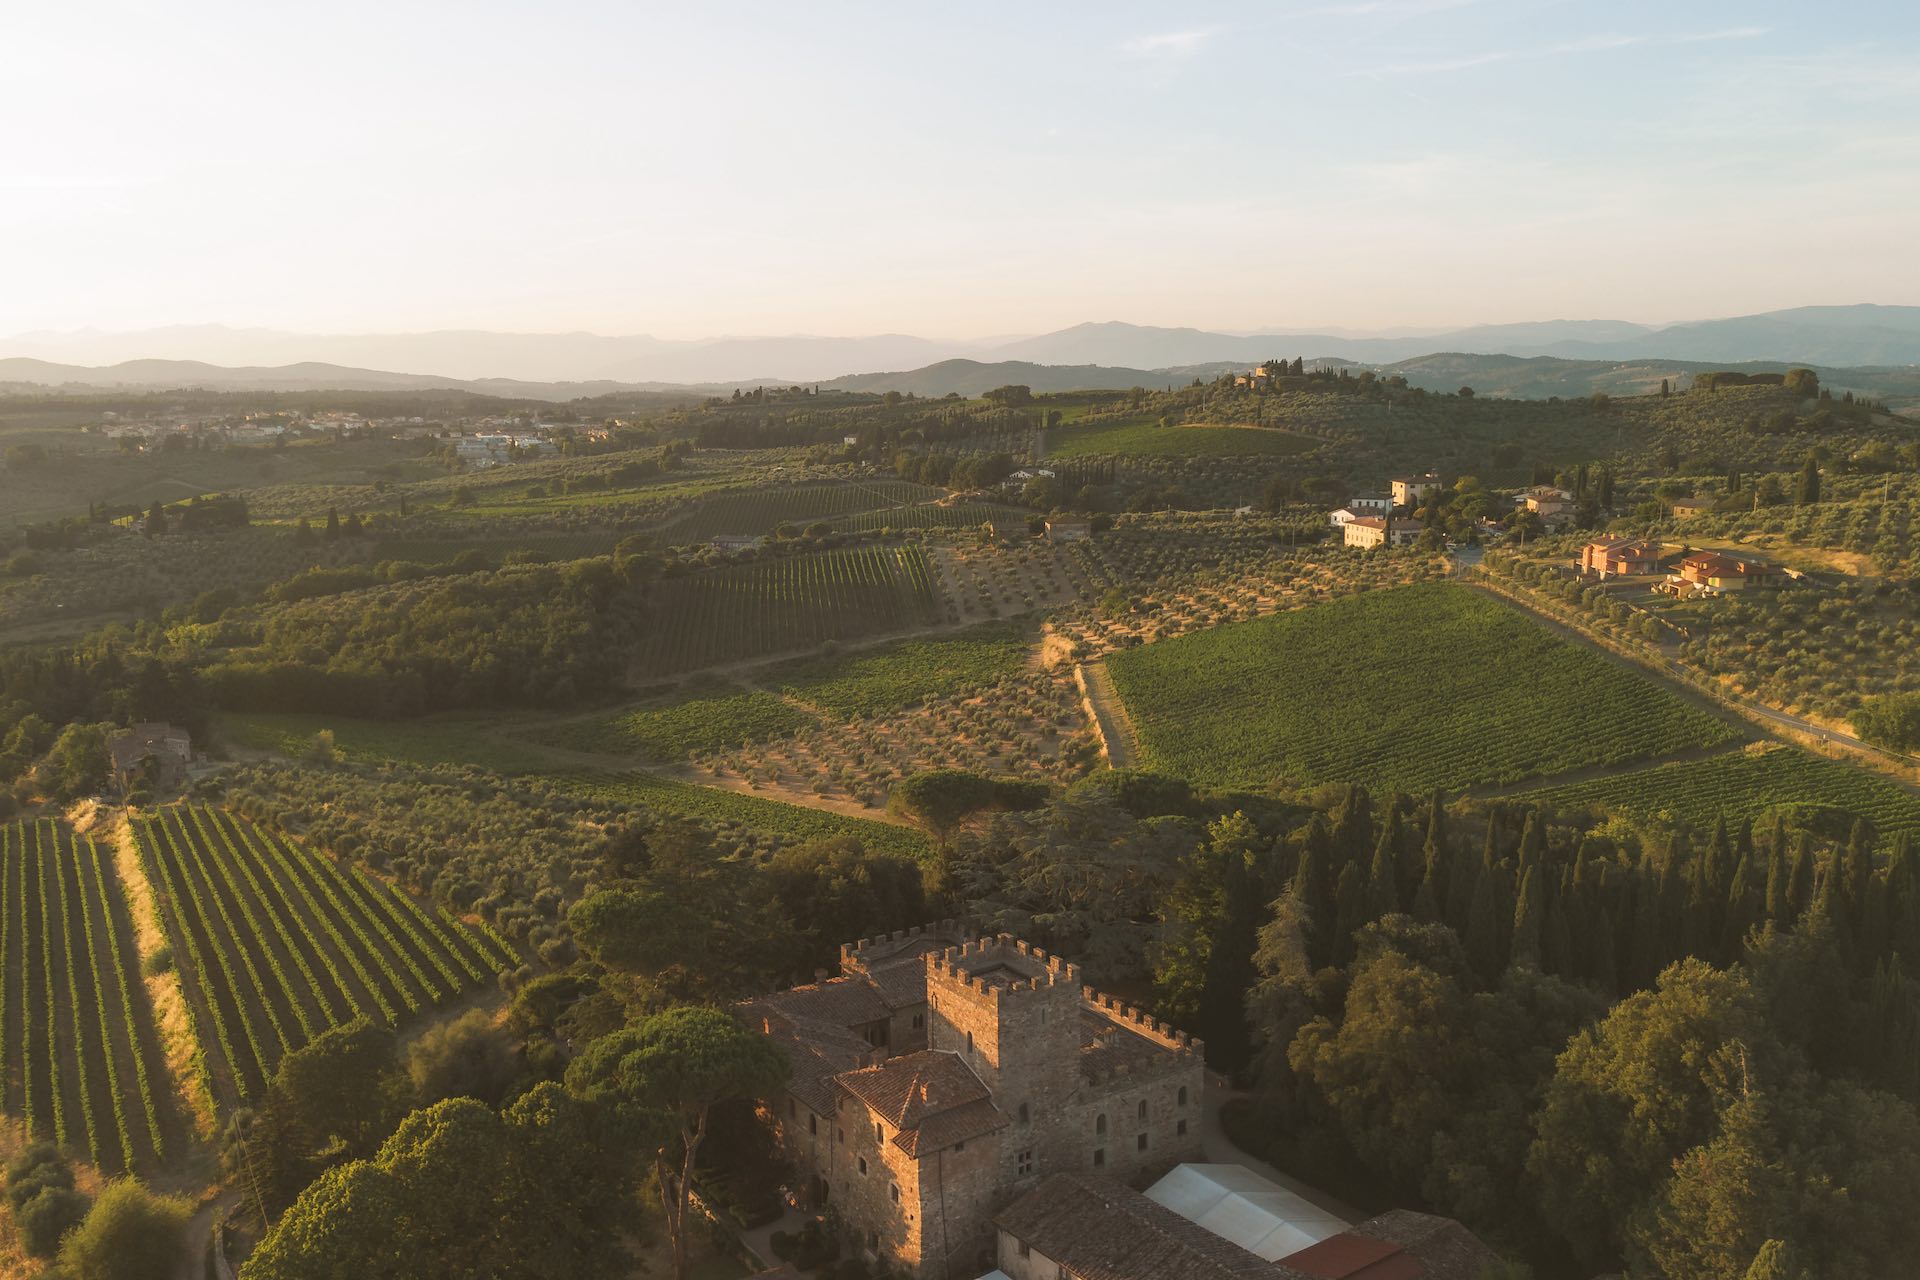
[1137,1100,1148,1122]
[874,1122,883,1142]
[890,1183,900,1203]
[1018,1102,1030,1125]
[858,1156,868,1176]
[912,1012,925,1029]
[1093,1148,1106,1167]
[809,1114,818,1136]
[868,1230,879,1249]
[837,1126,845,1145]
[1177,1119,1188,1137]
[1136,1133,1148,1152]
[954,1141,966,1153]
[967,1030,975,1052]
[1018,1241,1032,1259]
[1018,1149,1034,1177]
[1096,1114,1107,1136]
[1178,1086,1188,1107]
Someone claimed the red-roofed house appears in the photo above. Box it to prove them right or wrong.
[1580,538,1669,578]
[1671,549,1786,593]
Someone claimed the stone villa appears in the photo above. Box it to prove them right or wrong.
[742,925,1206,1279]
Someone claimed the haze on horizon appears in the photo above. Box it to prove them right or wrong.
[8,0,1919,349]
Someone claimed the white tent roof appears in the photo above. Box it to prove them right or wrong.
[1144,1163,1349,1262]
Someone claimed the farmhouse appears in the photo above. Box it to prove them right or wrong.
[741,927,1205,1279]
[1580,538,1668,579]
[711,534,768,553]
[1344,517,1422,550]
[109,723,192,794]
[1669,498,1714,519]
[1327,507,1359,529]
[1347,493,1392,516]
[1390,474,1441,508]
[1669,549,1787,594]
[1520,486,1578,529]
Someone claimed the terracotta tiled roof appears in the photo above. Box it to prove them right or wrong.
[895,1096,1005,1157]
[833,1050,1003,1157]
[1342,1210,1504,1280]
[997,1174,1283,1280]
[757,976,891,1028]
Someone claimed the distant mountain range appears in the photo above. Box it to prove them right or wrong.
[7,351,1917,413]
[6,305,1919,386]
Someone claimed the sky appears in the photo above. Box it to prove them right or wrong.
[5,0,1919,342]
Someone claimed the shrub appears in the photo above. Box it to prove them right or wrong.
[142,944,174,977]
[17,1185,89,1257]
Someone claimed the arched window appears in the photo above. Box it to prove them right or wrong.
[1177,1086,1188,1107]
[967,1031,975,1053]
[1095,1114,1107,1136]
[1137,1100,1148,1122]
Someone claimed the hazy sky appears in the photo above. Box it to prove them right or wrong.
[7,0,1918,339]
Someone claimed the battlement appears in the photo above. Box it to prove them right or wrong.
[1079,986,1205,1063]
[839,919,965,973]
[925,933,1082,999]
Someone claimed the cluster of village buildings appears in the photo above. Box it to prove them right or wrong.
[1323,472,1581,550]
[94,410,605,468]
[742,926,1502,1280]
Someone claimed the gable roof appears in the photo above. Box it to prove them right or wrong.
[833,1050,1004,1157]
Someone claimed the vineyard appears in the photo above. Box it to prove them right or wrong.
[655,480,939,544]
[132,806,517,1110]
[0,819,178,1172]
[1105,582,1745,795]
[635,544,945,673]
[1522,744,1920,840]
[543,687,813,761]
[826,502,1030,534]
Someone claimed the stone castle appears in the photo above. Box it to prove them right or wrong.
[741,923,1206,1279]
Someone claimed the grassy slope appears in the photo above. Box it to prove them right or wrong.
[533,687,814,761]
[554,770,928,859]
[768,620,1034,718]
[1046,419,1317,459]
[1105,581,1742,794]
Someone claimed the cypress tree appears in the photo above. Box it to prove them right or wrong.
[1543,875,1573,978]
[1814,851,1853,963]
[1889,834,1920,976]
[1764,824,1791,928]
[1292,817,1334,968]
[1466,867,1505,984]
[1410,872,1440,924]
[1722,847,1757,963]
[1590,905,1619,996]
[1444,838,1481,934]
[1331,786,1374,873]
[1788,833,1816,923]
[1366,830,1400,922]
[1629,865,1665,990]
[1421,790,1448,906]
[1511,867,1544,970]
[1333,863,1367,968]
[1845,819,1875,937]
[324,505,341,539]
[1517,809,1546,879]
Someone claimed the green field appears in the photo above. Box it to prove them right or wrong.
[537,687,813,761]
[827,502,1030,534]
[769,621,1034,717]
[1046,419,1317,459]
[553,771,929,859]
[217,712,546,775]
[1105,582,1744,794]
[1522,745,1920,840]
[636,544,944,674]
